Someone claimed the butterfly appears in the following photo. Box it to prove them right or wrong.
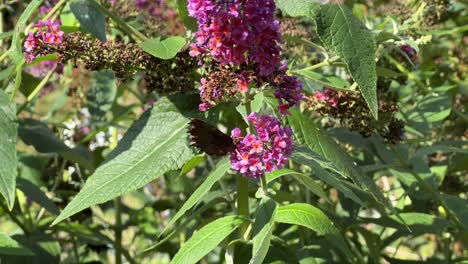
[188,118,236,156]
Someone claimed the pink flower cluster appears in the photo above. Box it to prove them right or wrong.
[188,0,282,76]
[24,20,64,63]
[230,113,293,178]
[313,88,338,108]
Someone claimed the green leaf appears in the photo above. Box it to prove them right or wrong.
[17,178,59,215]
[406,94,452,123]
[52,96,196,225]
[171,215,246,264]
[177,0,198,32]
[250,198,277,264]
[294,70,351,90]
[314,4,378,119]
[20,72,41,97]
[0,90,17,209]
[18,119,94,171]
[179,154,206,176]
[0,31,13,41]
[441,194,468,230]
[275,0,320,17]
[70,0,107,41]
[139,36,186,60]
[0,232,34,256]
[87,69,117,122]
[275,203,352,258]
[266,169,329,202]
[291,146,364,206]
[288,109,389,208]
[163,157,230,234]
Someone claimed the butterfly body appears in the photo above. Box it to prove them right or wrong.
[188,118,236,156]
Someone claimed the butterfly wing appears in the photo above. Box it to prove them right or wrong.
[188,118,235,156]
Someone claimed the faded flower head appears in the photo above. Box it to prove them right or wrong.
[230,113,293,178]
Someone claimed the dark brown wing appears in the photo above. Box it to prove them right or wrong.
[188,118,235,156]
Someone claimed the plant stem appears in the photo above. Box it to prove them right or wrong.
[88,0,149,43]
[16,65,57,114]
[292,56,341,72]
[114,198,123,264]
[236,174,250,239]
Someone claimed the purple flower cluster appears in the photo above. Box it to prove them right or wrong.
[230,113,293,178]
[24,19,64,63]
[188,0,282,76]
[188,0,303,114]
[274,73,305,115]
[400,44,416,58]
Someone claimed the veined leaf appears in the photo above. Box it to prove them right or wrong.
[0,90,17,209]
[250,198,277,264]
[275,203,352,259]
[139,36,186,60]
[314,4,378,118]
[52,96,196,225]
[275,0,320,17]
[0,232,34,256]
[17,178,60,215]
[70,0,107,41]
[171,215,246,264]
[288,109,389,209]
[163,157,230,234]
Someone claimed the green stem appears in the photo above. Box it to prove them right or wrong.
[88,0,148,43]
[16,65,57,114]
[236,174,250,240]
[114,198,123,264]
[292,56,341,72]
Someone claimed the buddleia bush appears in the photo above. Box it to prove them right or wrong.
[0,0,466,263]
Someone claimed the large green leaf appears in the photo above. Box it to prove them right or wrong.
[52,96,196,225]
[0,90,17,209]
[250,198,277,264]
[275,0,320,17]
[288,109,389,208]
[139,36,186,60]
[87,69,117,122]
[171,215,246,264]
[314,4,378,118]
[163,157,230,234]
[70,0,107,41]
[275,203,352,258]
[0,232,34,256]
[18,119,94,171]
